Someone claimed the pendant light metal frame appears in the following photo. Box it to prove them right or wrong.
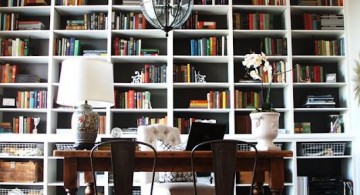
[141,0,193,36]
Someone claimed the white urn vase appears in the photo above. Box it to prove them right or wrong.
[250,112,280,151]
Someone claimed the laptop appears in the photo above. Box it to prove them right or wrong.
[185,122,227,151]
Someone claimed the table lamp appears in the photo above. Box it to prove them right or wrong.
[57,58,114,150]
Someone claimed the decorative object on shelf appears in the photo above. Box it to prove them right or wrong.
[140,0,193,37]
[242,52,274,112]
[57,59,114,150]
[250,112,280,151]
[1,97,16,108]
[329,114,343,133]
[131,71,142,83]
[195,71,206,83]
[242,52,281,150]
[111,127,123,137]
[325,73,337,83]
[32,117,40,134]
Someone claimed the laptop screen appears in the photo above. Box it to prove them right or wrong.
[185,122,227,151]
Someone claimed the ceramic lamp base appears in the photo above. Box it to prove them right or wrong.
[72,103,99,150]
[73,143,96,150]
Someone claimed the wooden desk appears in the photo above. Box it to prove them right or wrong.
[54,150,292,195]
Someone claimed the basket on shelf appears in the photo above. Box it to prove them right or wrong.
[238,143,282,151]
[0,143,44,156]
[0,188,44,195]
[300,142,346,156]
[55,144,75,151]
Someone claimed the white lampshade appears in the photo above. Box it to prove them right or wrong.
[57,58,115,108]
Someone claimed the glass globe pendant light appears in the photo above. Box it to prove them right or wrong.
[141,0,193,37]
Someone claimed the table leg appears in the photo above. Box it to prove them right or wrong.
[84,171,95,195]
[63,157,79,195]
[268,158,285,195]
[252,170,264,195]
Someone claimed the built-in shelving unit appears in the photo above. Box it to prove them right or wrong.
[0,0,357,194]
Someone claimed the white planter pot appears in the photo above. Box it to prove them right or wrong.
[250,112,280,151]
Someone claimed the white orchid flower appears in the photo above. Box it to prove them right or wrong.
[242,60,252,68]
[263,61,271,72]
[242,52,274,82]
[249,70,261,80]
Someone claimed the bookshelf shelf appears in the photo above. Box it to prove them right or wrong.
[0,30,50,38]
[0,108,48,112]
[174,108,231,113]
[0,0,358,194]
[54,5,109,13]
[53,30,108,38]
[294,108,348,112]
[0,6,51,14]
[111,108,167,113]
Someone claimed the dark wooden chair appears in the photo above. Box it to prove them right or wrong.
[90,140,157,195]
[191,139,258,195]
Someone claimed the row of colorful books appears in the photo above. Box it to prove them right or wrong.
[0,38,30,56]
[111,11,147,30]
[262,37,287,56]
[189,90,230,109]
[0,116,37,134]
[0,63,17,83]
[293,64,324,83]
[56,0,86,5]
[1,0,48,6]
[181,12,217,30]
[233,12,275,30]
[16,90,48,109]
[291,0,343,6]
[0,63,41,83]
[174,64,198,83]
[137,116,167,126]
[54,37,80,56]
[234,90,261,109]
[250,0,286,5]
[66,12,106,30]
[137,64,167,83]
[114,90,151,109]
[193,0,227,5]
[190,36,226,56]
[303,13,344,30]
[314,38,345,56]
[0,13,45,31]
[113,37,160,56]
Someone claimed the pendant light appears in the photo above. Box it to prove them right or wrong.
[141,0,193,37]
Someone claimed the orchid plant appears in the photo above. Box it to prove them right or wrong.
[353,58,360,106]
[242,52,276,112]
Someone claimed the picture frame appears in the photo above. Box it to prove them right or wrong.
[326,73,337,83]
[0,97,16,108]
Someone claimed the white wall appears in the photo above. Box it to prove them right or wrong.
[346,0,360,194]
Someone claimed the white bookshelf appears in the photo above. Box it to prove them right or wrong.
[0,0,358,194]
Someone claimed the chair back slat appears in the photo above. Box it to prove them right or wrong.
[191,139,258,195]
[111,142,136,195]
[212,142,237,195]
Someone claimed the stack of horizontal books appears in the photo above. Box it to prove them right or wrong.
[303,95,335,108]
[18,21,45,30]
[15,74,40,83]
